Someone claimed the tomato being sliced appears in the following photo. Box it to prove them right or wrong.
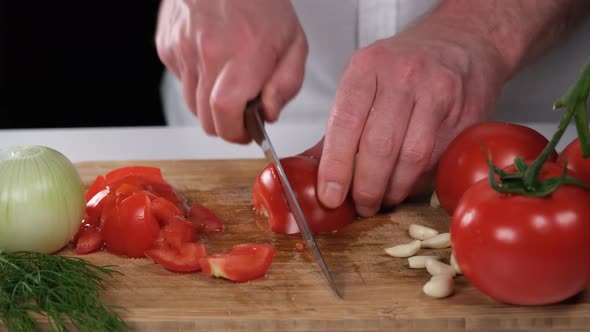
[101,191,160,258]
[188,203,223,233]
[200,244,276,282]
[435,121,557,216]
[145,242,207,272]
[105,166,165,186]
[252,156,356,235]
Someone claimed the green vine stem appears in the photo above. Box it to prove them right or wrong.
[489,56,590,196]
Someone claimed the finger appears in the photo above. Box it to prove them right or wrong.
[196,73,218,136]
[299,137,324,160]
[383,96,445,206]
[317,55,377,209]
[352,88,414,217]
[261,31,308,123]
[210,51,278,143]
[180,70,198,116]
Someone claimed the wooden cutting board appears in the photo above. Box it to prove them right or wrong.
[51,160,590,331]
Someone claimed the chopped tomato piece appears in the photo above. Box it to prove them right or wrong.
[75,226,103,254]
[161,216,196,250]
[145,242,207,272]
[105,166,165,185]
[152,197,184,225]
[86,175,106,202]
[188,203,223,233]
[102,191,160,258]
[200,244,275,282]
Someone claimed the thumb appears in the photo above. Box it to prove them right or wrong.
[298,137,324,160]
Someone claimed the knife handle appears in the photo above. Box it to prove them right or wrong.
[244,96,265,145]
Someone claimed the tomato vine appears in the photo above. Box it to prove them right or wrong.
[488,57,590,196]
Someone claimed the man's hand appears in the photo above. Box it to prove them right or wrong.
[308,0,590,217]
[155,0,308,143]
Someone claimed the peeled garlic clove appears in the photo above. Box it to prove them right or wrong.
[409,224,439,240]
[426,258,457,277]
[408,255,441,269]
[421,232,451,249]
[384,240,421,258]
[430,191,440,208]
[450,252,462,275]
[423,275,454,299]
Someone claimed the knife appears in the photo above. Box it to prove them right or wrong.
[244,96,342,299]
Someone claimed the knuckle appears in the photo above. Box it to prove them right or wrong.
[196,31,226,65]
[209,94,232,116]
[394,55,427,81]
[328,106,364,132]
[400,142,433,170]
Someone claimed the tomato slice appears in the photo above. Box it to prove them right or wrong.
[145,242,207,272]
[102,191,160,258]
[161,216,196,250]
[105,166,165,185]
[152,197,184,225]
[75,226,103,254]
[86,175,106,202]
[188,203,223,233]
[200,244,275,282]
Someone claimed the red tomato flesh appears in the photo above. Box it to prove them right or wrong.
[187,203,223,233]
[252,156,356,235]
[145,242,207,272]
[200,244,276,282]
[558,136,590,186]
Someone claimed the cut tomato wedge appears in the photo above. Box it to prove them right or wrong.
[105,166,165,185]
[152,197,184,225]
[200,244,275,282]
[86,175,106,202]
[102,191,160,258]
[161,216,196,250]
[188,203,223,233]
[145,242,207,272]
[75,226,103,254]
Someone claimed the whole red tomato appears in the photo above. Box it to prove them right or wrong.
[558,136,590,185]
[252,156,357,235]
[451,162,590,305]
[435,121,557,215]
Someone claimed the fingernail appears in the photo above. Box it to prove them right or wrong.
[356,205,375,217]
[321,182,343,208]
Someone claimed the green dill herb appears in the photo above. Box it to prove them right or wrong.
[0,251,127,332]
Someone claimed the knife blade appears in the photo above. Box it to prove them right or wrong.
[244,96,342,298]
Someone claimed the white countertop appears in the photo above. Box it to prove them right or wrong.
[0,122,577,163]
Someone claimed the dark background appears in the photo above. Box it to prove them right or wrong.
[0,1,166,129]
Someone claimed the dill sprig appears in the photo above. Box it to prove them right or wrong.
[0,251,127,332]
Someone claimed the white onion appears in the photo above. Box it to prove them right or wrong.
[0,145,85,253]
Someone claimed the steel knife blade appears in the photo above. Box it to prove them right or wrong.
[244,96,342,298]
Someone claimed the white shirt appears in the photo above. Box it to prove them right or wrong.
[160,0,590,129]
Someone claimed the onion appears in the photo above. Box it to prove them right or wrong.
[0,145,85,253]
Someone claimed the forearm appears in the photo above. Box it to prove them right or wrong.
[426,0,590,80]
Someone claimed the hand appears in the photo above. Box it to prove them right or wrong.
[155,0,308,143]
[305,20,508,217]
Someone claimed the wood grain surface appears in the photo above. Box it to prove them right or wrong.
[33,160,590,331]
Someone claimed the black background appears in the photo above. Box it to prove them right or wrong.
[0,1,166,128]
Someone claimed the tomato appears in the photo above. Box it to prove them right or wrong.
[145,242,207,272]
[101,191,160,258]
[451,162,590,305]
[436,121,557,216]
[200,244,275,282]
[160,215,196,250]
[187,203,223,233]
[104,166,165,185]
[152,196,184,225]
[74,226,103,254]
[86,175,106,202]
[558,136,590,185]
[252,156,357,235]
